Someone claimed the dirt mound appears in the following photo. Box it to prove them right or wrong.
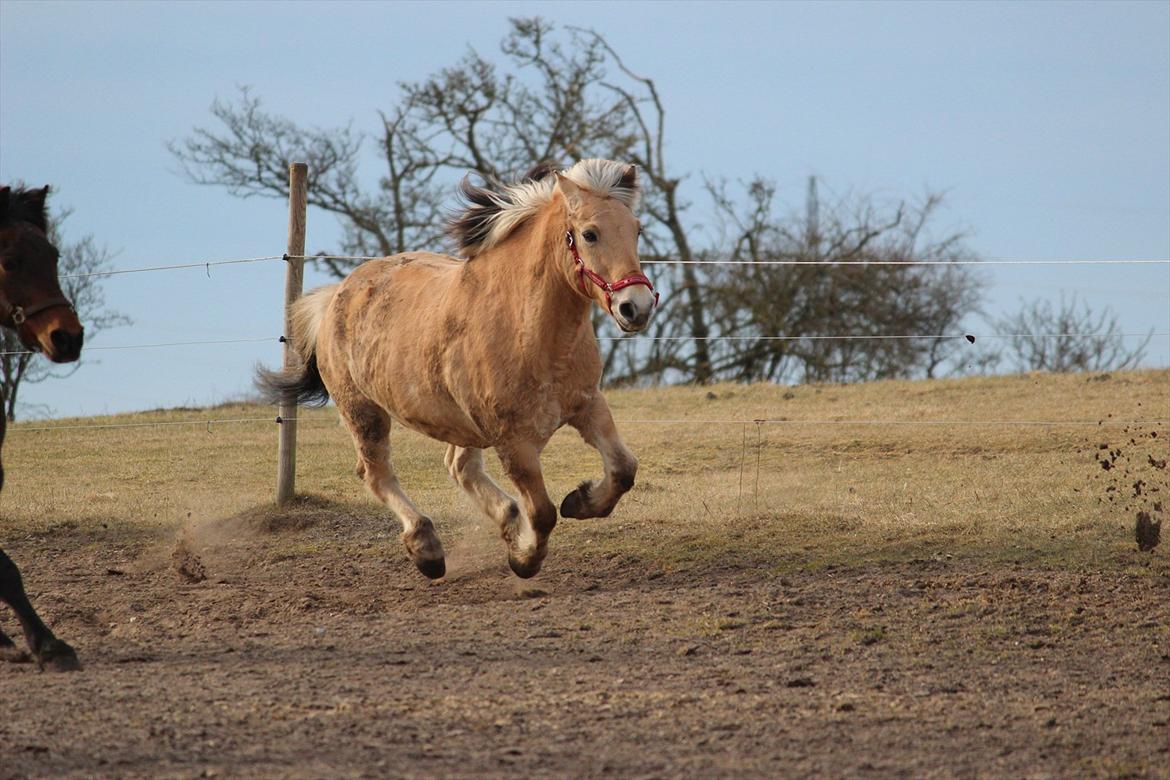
[219,494,348,535]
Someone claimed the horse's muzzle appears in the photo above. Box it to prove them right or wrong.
[46,327,84,363]
[611,286,656,333]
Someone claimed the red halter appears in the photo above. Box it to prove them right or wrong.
[566,231,660,314]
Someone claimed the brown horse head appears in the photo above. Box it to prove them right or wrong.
[0,186,84,363]
[553,163,657,333]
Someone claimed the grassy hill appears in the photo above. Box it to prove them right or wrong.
[4,368,1167,575]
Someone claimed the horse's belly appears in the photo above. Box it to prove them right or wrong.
[327,255,588,449]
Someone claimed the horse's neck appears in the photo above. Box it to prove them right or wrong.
[485,213,593,369]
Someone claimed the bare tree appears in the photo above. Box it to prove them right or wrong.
[171,18,986,387]
[1,208,129,420]
[568,26,714,383]
[992,294,1151,374]
[693,176,985,384]
[170,20,639,275]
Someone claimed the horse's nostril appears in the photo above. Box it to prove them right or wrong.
[50,329,82,356]
[618,301,637,321]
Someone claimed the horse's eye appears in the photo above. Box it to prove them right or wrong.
[582,230,598,244]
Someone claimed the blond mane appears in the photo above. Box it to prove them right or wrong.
[448,159,641,258]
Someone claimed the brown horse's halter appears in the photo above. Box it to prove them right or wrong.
[566,230,660,314]
[0,293,74,329]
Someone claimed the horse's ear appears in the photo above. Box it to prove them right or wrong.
[22,186,50,231]
[0,187,10,222]
[554,173,583,212]
[619,165,638,192]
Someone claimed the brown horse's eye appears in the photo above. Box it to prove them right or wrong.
[582,230,598,244]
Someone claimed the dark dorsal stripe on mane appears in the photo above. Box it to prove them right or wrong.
[447,159,641,259]
[0,185,50,233]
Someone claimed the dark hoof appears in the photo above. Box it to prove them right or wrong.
[560,481,593,519]
[0,644,32,664]
[415,557,446,580]
[37,640,81,673]
[508,555,543,580]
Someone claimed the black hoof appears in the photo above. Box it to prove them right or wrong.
[560,481,593,519]
[508,555,543,580]
[0,644,32,664]
[415,557,446,580]
[37,640,81,673]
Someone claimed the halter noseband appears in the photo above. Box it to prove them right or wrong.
[0,295,75,329]
[566,231,660,313]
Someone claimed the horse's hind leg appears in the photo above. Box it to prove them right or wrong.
[0,547,80,671]
[339,402,446,579]
[495,442,559,579]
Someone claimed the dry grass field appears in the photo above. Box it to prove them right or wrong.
[1,369,1168,778]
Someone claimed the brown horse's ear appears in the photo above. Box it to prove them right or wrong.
[554,172,583,212]
[22,186,50,231]
[0,187,10,222]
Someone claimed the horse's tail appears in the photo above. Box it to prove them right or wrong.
[255,284,338,407]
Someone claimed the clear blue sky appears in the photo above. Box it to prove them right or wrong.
[2,0,1167,419]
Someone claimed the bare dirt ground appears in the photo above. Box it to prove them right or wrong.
[2,501,1168,779]
[2,372,1168,778]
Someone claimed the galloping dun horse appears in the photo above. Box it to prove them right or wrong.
[260,159,658,579]
[0,185,85,671]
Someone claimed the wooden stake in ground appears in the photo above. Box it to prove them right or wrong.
[276,162,307,505]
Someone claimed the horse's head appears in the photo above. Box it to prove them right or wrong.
[555,164,658,333]
[0,186,84,363]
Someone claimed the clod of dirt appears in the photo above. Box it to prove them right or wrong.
[1135,511,1161,552]
[172,534,208,583]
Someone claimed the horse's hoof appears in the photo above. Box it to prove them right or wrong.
[0,644,32,664]
[37,640,81,673]
[560,481,593,519]
[415,557,446,580]
[508,554,543,580]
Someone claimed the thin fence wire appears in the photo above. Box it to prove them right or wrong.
[597,332,1168,343]
[3,332,1166,358]
[11,415,1168,434]
[61,255,286,280]
[0,336,278,357]
[12,416,285,433]
[295,254,1170,267]
[646,259,1170,266]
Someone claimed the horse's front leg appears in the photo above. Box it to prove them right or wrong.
[0,548,80,672]
[560,394,638,520]
[495,443,558,579]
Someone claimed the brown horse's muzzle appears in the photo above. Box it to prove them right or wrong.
[27,307,84,363]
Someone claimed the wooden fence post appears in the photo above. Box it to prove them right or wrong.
[276,162,307,505]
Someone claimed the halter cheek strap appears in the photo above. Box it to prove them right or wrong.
[566,231,660,314]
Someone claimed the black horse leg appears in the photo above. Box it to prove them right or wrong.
[0,547,80,671]
[0,623,30,662]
